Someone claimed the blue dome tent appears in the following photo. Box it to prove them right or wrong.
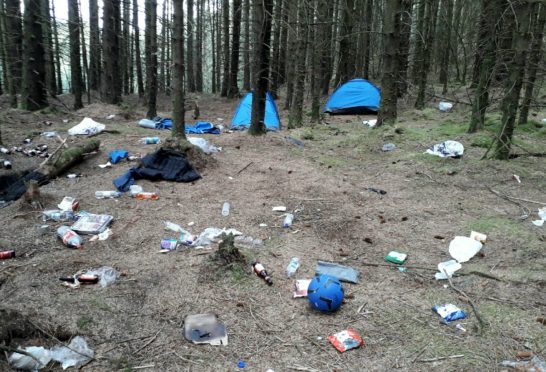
[324,78,381,115]
[230,91,281,131]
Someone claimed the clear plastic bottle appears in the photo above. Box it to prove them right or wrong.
[95,191,122,199]
[222,202,230,217]
[56,226,83,249]
[43,210,75,222]
[283,213,294,228]
[286,257,300,278]
[139,137,160,144]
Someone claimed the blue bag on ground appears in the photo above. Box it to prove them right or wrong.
[432,304,466,322]
[109,150,128,164]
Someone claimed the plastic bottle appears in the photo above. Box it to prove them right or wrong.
[59,274,99,284]
[56,226,83,249]
[42,210,75,222]
[222,202,230,217]
[283,213,294,228]
[3,160,12,169]
[0,250,16,259]
[0,147,10,154]
[139,137,160,144]
[95,191,122,199]
[252,261,273,285]
[286,257,300,278]
[135,192,159,200]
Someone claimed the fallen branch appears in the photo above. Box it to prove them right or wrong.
[133,328,161,355]
[0,345,42,364]
[41,139,100,179]
[443,270,487,332]
[417,354,465,363]
[488,188,546,206]
[236,161,254,175]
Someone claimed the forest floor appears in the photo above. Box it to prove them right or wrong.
[0,89,545,371]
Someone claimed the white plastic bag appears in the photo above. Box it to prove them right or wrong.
[86,266,119,287]
[50,336,94,369]
[439,102,453,112]
[449,236,482,263]
[435,260,462,280]
[68,117,105,136]
[8,346,51,371]
[188,137,221,154]
[194,227,243,247]
[425,140,464,158]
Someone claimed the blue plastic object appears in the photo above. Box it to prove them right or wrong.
[324,78,381,114]
[432,304,467,322]
[109,149,128,164]
[230,91,281,131]
[307,274,344,313]
[237,360,246,369]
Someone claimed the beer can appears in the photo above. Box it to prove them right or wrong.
[0,250,16,259]
[160,239,178,250]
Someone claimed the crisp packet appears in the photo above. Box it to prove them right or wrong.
[432,304,466,322]
[328,329,364,353]
[384,251,407,264]
[293,279,311,298]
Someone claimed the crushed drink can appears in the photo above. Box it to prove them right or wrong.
[161,238,178,250]
[0,250,16,259]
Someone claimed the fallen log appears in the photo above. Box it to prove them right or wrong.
[41,138,100,179]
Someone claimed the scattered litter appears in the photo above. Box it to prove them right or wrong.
[433,304,466,322]
[283,213,294,228]
[98,161,112,168]
[41,131,58,138]
[253,261,273,285]
[106,114,116,120]
[367,187,386,195]
[449,236,482,263]
[188,221,195,226]
[139,136,160,144]
[89,228,113,242]
[363,119,377,127]
[8,346,51,371]
[272,206,287,212]
[439,102,453,112]
[188,137,221,154]
[456,323,467,332]
[134,192,159,200]
[382,143,396,152]
[533,208,546,226]
[513,174,521,183]
[109,149,128,164]
[43,210,74,222]
[57,226,83,249]
[293,279,311,298]
[95,191,122,199]
[532,219,545,227]
[0,250,16,259]
[500,356,546,371]
[308,274,344,312]
[469,231,487,244]
[57,197,78,212]
[237,360,246,369]
[328,329,364,353]
[435,260,462,280]
[129,185,143,197]
[164,221,196,245]
[85,266,119,287]
[285,136,304,147]
[222,201,230,216]
[398,267,407,273]
[59,273,99,285]
[259,223,267,227]
[384,251,407,265]
[184,313,228,346]
[316,261,360,283]
[49,336,94,369]
[286,257,300,278]
[425,140,464,158]
[68,117,105,136]
[71,213,113,235]
[160,238,179,251]
[234,235,263,248]
[194,227,242,246]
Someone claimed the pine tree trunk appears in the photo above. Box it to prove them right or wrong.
[397,0,411,97]
[414,0,439,110]
[165,1,172,94]
[318,0,333,96]
[220,0,230,96]
[518,3,546,125]
[377,0,401,127]
[145,0,158,118]
[51,1,62,94]
[102,0,122,104]
[0,3,5,96]
[227,0,242,98]
[172,0,186,141]
[283,0,296,110]
[79,0,89,101]
[468,0,504,133]
[249,0,274,135]
[470,1,488,87]
[492,1,532,160]
[68,0,83,109]
[269,0,283,98]
[4,0,22,107]
[362,0,373,80]
[438,0,453,95]
[278,0,289,86]
[288,0,308,129]
[89,0,100,91]
[311,2,321,123]
[242,0,251,91]
[159,0,167,93]
[492,8,516,85]
[451,0,464,82]
[187,0,196,92]
[132,0,144,98]
[21,0,47,111]
[336,0,356,85]
[41,0,56,97]
[410,0,426,84]
[122,0,130,94]
[211,0,217,93]
[215,0,222,91]
[195,0,204,92]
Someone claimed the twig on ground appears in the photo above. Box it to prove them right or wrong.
[417,354,465,363]
[129,364,155,370]
[39,136,67,168]
[289,366,320,372]
[133,328,161,355]
[173,352,202,365]
[0,345,42,364]
[443,270,487,332]
[236,161,254,175]
[411,344,429,364]
[488,188,546,206]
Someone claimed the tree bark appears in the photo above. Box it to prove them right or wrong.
[336,0,356,85]
[42,139,100,179]
[51,0,62,94]
[89,0,100,91]
[414,0,439,109]
[122,0,130,95]
[362,0,373,80]
[310,2,321,123]
[132,0,144,98]
[68,0,83,109]
[78,2,89,102]
[492,7,516,85]
[21,0,47,111]
[242,0,251,91]
[396,0,412,97]
[220,0,230,96]
[288,0,308,129]
[227,0,242,98]
[249,0,274,135]
[468,0,504,133]
[410,0,426,84]
[102,0,122,104]
[4,0,22,107]
[215,0,222,91]
[145,0,158,118]
[278,0,289,86]
[377,0,401,127]
[41,0,56,97]
[172,0,186,141]
[195,0,204,92]
[269,0,283,98]
[187,0,196,92]
[318,0,334,95]
[493,1,532,160]
[211,0,217,93]
[518,3,545,125]
[283,0,296,110]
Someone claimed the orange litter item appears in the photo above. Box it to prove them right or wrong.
[135,192,159,200]
[328,329,364,353]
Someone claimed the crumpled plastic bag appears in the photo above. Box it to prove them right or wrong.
[68,117,105,136]
[439,102,453,112]
[315,261,360,283]
[435,260,462,280]
[500,356,546,371]
[194,227,242,247]
[8,346,51,371]
[425,140,464,158]
[86,266,119,288]
[50,336,94,370]
[449,236,482,263]
[188,137,221,154]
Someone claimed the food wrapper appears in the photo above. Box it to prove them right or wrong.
[469,231,487,244]
[384,251,407,264]
[328,329,364,353]
[432,304,466,322]
[293,279,311,298]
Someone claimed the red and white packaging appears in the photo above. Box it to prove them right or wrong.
[328,329,364,353]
